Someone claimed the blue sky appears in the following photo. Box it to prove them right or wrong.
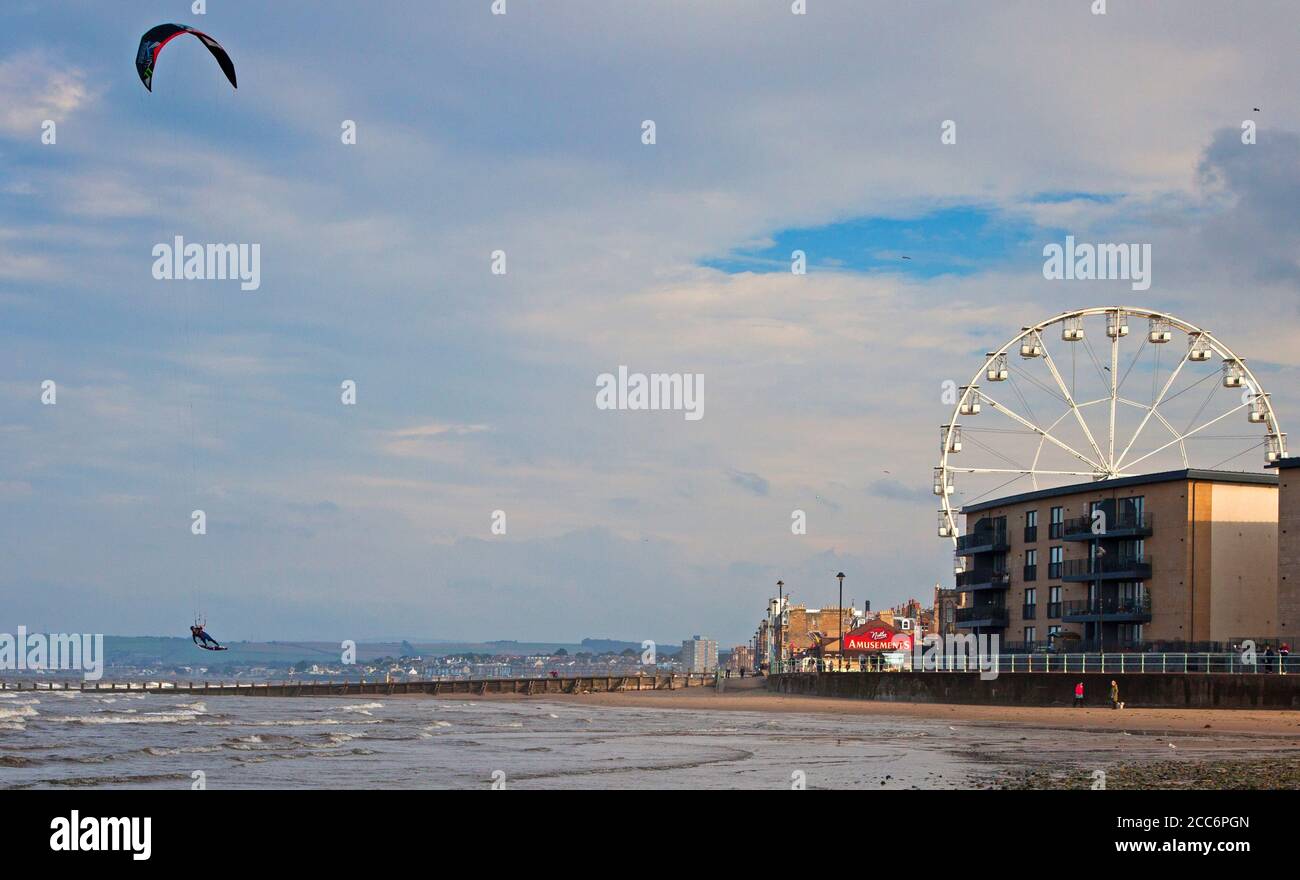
[2,1,1300,645]
[702,205,1051,277]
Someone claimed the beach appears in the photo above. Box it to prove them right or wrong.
[4,683,1298,789]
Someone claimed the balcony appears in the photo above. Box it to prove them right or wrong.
[1061,596,1152,622]
[955,569,1011,592]
[1024,525,1038,543]
[955,605,1009,628]
[1061,555,1152,582]
[1023,563,1037,582]
[1046,602,1062,618]
[1063,512,1153,541]
[1022,604,1037,620]
[956,527,1009,556]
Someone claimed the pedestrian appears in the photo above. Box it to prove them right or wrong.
[1264,645,1275,674]
[1073,681,1084,707]
[1281,644,1291,675]
[1109,679,1121,710]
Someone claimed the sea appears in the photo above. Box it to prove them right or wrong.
[0,687,1024,789]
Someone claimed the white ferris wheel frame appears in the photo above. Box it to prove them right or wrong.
[937,306,1286,546]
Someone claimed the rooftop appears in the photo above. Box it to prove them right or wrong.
[1267,457,1300,471]
[961,468,1278,514]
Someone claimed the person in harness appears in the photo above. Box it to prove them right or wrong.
[190,621,225,651]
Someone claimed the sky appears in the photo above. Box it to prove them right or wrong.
[2,1,1299,646]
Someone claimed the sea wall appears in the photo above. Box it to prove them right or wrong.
[767,671,1300,709]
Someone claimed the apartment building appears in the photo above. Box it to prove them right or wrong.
[954,468,1279,650]
[679,636,718,673]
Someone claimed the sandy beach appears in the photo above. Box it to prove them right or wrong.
[402,682,1300,787]
[412,681,1300,738]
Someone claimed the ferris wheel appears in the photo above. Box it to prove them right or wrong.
[936,306,1286,543]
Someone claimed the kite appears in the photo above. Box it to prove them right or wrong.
[136,23,237,92]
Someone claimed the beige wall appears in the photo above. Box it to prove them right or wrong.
[1206,482,1278,641]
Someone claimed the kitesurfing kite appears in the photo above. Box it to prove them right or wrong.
[190,619,227,651]
[136,23,237,92]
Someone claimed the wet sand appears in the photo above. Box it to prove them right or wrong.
[413,684,1300,740]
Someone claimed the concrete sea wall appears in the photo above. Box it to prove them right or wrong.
[768,671,1300,709]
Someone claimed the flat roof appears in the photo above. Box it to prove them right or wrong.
[961,468,1278,514]
[1268,457,1300,471]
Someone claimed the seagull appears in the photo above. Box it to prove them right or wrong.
[901,256,912,260]
[1254,107,1261,112]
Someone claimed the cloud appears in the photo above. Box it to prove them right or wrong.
[0,51,90,136]
[727,469,770,496]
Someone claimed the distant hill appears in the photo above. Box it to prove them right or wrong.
[103,636,682,667]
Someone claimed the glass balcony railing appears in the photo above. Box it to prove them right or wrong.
[1060,555,1152,581]
[1063,512,1153,541]
[1061,596,1152,621]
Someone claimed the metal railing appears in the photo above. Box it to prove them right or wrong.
[1060,555,1152,579]
[772,653,1296,674]
[912,652,1296,674]
[1063,511,1153,539]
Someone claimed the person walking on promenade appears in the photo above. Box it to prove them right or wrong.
[1281,644,1291,675]
[1109,679,1121,709]
[1073,681,1084,707]
[1264,645,1275,674]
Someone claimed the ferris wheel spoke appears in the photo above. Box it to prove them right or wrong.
[1148,406,1189,467]
[1108,314,1120,469]
[1038,337,1109,470]
[979,391,1106,473]
[1114,344,1193,471]
[1120,401,1250,472]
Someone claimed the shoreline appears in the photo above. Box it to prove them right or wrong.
[394,685,1300,739]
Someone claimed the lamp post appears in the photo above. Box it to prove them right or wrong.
[836,572,845,672]
[776,579,784,674]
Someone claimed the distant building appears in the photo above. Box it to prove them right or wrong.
[728,645,754,671]
[680,636,718,673]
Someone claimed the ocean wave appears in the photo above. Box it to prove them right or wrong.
[0,705,38,721]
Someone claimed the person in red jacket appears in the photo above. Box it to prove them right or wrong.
[1073,681,1085,707]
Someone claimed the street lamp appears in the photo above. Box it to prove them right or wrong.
[776,580,784,674]
[836,572,845,672]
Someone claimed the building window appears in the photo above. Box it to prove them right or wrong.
[1024,548,1038,581]
[1049,546,1063,579]
[1048,586,1061,618]
[1025,509,1038,543]
[1025,626,1037,646]
[1023,588,1037,621]
[1049,506,1064,539]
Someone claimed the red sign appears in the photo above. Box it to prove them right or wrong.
[842,622,913,654]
